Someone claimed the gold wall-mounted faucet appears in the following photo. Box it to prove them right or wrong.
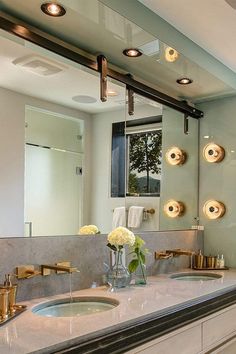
[41,262,79,276]
[155,249,195,262]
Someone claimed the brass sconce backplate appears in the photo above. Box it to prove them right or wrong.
[164,200,185,218]
[203,143,225,163]
[165,147,186,165]
[203,200,225,219]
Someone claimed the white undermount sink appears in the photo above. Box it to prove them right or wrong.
[32,296,119,317]
[170,272,222,281]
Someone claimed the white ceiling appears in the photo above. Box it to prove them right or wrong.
[0,31,126,113]
[0,0,233,102]
[139,0,236,73]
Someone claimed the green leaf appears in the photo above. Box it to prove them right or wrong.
[128,259,139,273]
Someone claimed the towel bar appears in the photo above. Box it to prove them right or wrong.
[112,208,155,214]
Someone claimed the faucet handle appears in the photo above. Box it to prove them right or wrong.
[16,265,41,279]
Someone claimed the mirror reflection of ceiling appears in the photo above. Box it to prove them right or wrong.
[0,31,127,113]
[0,0,234,102]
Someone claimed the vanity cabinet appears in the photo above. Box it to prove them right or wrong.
[126,324,202,354]
[126,304,236,354]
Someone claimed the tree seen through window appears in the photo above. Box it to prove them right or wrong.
[127,130,162,195]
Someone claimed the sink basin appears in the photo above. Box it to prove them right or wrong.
[32,296,119,317]
[170,272,222,281]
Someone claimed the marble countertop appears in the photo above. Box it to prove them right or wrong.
[2,269,236,354]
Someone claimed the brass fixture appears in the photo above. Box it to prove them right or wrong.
[0,288,10,320]
[2,274,17,315]
[155,249,195,260]
[155,251,173,260]
[165,147,186,165]
[203,143,225,163]
[41,262,79,276]
[16,265,41,279]
[164,200,185,218]
[203,200,226,219]
[41,3,66,17]
[165,46,179,63]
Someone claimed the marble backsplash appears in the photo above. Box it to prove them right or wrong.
[0,230,203,301]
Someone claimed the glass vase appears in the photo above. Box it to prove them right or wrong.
[135,263,147,286]
[107,250,131,290]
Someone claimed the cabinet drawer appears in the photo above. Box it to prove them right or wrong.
[126,324,201,354]
[203,305,236,348]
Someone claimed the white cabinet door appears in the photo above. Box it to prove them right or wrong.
[126,324,202,354]
[203,305,236,349]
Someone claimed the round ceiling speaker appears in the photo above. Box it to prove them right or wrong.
[72,95,97,104]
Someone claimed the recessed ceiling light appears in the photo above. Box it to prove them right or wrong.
[107,89,118,97]
[41,2,66,17]
[123,48,142,58]
[176,77,193,85]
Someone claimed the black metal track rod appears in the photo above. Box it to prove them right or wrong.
[0,15,204,119]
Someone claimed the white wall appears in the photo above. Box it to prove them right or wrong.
[90,104,162,233]
[0,87,91,237]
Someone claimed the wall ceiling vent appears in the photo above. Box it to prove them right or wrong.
[12,55,67,76]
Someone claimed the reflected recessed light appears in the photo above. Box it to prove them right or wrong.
[123,48,142,57]
[176,77,193,85]
[107,89,118,97]
[41,2,66,17]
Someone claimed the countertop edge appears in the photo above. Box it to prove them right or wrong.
[32,285,236,354]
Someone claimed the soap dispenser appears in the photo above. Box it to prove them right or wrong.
[3,274,17,314]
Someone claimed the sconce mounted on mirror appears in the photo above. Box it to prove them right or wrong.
[203,143,225,163]
[165,147,186,166]
[203,200,225,219]
[97,55,108,102]
[164,200,185,218]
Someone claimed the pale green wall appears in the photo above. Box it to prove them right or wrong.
[160,107,199,230]
[198,96,236,267]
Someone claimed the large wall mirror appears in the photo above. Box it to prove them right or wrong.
[0,29,199,237]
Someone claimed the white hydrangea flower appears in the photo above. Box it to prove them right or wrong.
[107,227,135,247]
[78,225,99,235]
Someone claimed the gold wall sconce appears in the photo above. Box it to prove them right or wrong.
[164,200,185,218]
[203,200,225,219]
[165,147,186,166]
[203,143,225,163]
[165,46,179,63]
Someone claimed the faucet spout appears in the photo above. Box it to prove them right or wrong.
[41,264,79,276]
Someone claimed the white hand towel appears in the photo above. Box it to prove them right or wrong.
[112,207,126,228]
[128,206,144,228]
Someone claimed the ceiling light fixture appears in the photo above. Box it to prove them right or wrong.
[107,89,118,97]
[41,2,66,17]
[176,77,193,85]
[165,47,179,63]
[123,48,142,58]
